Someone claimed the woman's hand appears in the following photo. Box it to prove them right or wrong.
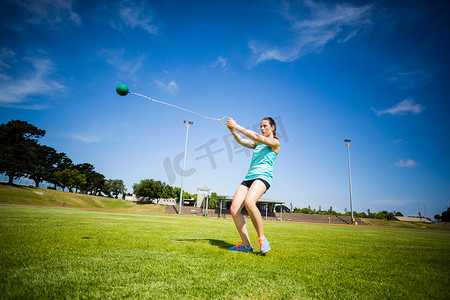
[226,118,257,149]
[226,118,237,129]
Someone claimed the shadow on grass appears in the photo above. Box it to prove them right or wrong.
[177,239,267,255]
[177,239,234,250]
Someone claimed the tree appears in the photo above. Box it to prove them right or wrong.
[133,179,196,204]
[300,207,313,214]
[358,211,368,218]
[72,170,87,193]
[275,205,290,213]
[27,145,58,188]
[0,120,45,184]
[108,179,126,199]
[133,179,159,200]
[371,210,395,220]
[54,168,85,193]
[102,180,112,197]
[441,207,450,222]
[54,169,73,192]
[47,152,73,190]
[133,179,180,202]
[74,163,98,194]
[172,187,192,205]
[91,172,106,196]
[161,184,174,199]
[210,192,227,209]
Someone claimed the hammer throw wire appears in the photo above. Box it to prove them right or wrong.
[130,91,231,127]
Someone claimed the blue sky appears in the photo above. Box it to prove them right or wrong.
[1,0,449,219]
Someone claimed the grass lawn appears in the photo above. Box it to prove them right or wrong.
[0,183,164,214]
[1,205,449,299]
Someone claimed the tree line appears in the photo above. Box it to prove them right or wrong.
[132,178,227,207]
[434,207,450,222]
[278,205,405,221]
[0,120,126,198]
[133,179,193,204]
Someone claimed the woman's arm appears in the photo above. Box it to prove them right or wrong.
[227,118,280,152]
[228,127,258,149]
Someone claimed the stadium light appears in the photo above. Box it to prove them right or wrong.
[179,121,193,214]
[344,139,354,224]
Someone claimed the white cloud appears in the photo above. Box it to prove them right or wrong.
[371,99,425,116]
[211,56,229,72]
[100,49,146,76]
[155,80,179,95]
[15,0,82,26]
[67,134,100,143]
[381,67,433,90]
[250,0,372,64]
[117,0,158,34]
[0,54,65,109]
[0,48,16,79]
[394,159,417,168]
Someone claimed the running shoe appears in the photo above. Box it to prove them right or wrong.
[228,242,253,253]
[257,237,271,254]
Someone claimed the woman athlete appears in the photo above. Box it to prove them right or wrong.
[226,117,280,253]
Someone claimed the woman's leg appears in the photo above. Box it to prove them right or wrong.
[230,184,251,247]
[244,180,267,239]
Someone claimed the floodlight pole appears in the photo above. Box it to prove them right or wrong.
[344,139,354,224]
[179,121,193,214]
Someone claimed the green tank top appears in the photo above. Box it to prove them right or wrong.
[244,143,278,185]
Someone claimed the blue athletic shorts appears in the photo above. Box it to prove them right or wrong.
[240,178,270,191]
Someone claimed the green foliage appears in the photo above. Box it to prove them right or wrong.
[26,145,58,188]
[46,152,73,189]
[209,192,227,209]
[441,207,450,222]
[275,204,290,212]
[0,120,45,184]
[357,211,368,218]
[133,179,192,204]
[371,210,396,220]
[72,170,87,192]
[210,192,226,199]
[134,179,164,201]
[291,205,402,220]
[182,191,192,200]
[90,172,106,196]
[74,163,96,193]
[54,169,86,192]
[107,179,126,199]
[209,198,219,209]
[295,207,315,214]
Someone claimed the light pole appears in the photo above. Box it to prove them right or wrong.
[344,139,354,224]
[179,121,193,215]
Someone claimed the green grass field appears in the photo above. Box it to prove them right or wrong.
[1,203,449,299]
